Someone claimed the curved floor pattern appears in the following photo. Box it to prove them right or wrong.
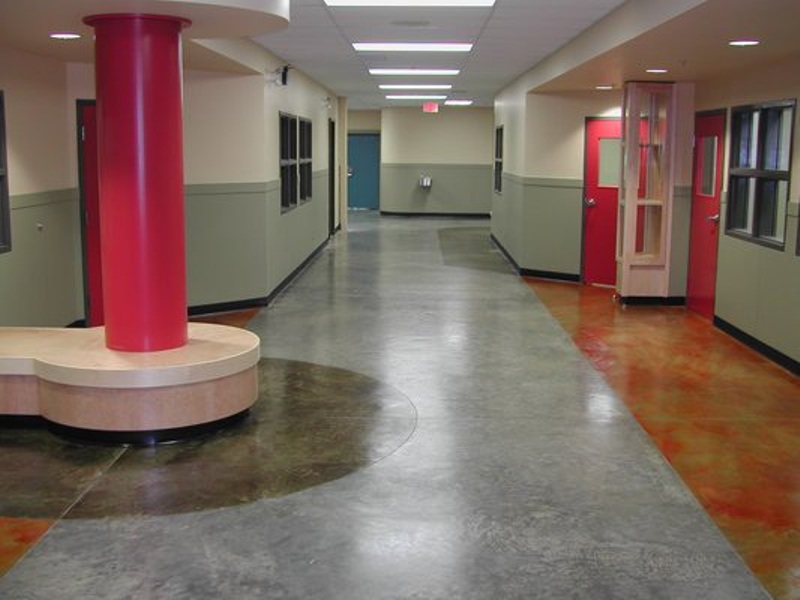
[0,215,770,599]
[0,358,417,520]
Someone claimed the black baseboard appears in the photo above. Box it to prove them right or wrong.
[0,415,45,429]
[520,269,581,283]
[46,409,251,446]
[620,296,686,307]
[188,297,269,318]
[380,211,490,219]
[491,234,580,282]
[71,238,331,323]
[714,316,800,375]
[261,237,329,306]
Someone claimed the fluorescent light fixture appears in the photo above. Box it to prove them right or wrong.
[49,32,81,40]
[386,94,448,100]
[379,84,453,90]
[445,99,473,106]
[326,1,495,6]
[646,68,668,74]
[595,85,614,91]
[729,39,760,47]
[354,42,472,52]
[370,68,460,76]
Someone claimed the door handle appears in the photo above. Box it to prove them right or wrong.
[707,213,720,223]
[584,198,597,207]
[347,167,354,178]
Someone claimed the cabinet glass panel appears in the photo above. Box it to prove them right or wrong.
[638,88,669,202]
[634,205,662,256]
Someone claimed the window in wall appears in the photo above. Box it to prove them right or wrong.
[299,118,312,202]
[280,113,298,210]
[280,113,313,210]
[727,100,795,248]
[494,126,503,193]
[0,92,10,253]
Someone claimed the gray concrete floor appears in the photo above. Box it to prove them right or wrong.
[0,213,768,599]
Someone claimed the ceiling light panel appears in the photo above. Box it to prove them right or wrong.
[354,42,473,52]
[325,1,495,6]
[445,99,473,106]
[386,94,448,100]
[379,84,453,89]
[370,68,460,76]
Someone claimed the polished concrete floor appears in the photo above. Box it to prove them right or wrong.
[0,213,773,598]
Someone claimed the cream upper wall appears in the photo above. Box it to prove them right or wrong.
[381,106,493,165]
[525,92,621,179]
[184,70,268,184]
[186,38,338,184]
[348,110,381,132]
[0,47,72,195]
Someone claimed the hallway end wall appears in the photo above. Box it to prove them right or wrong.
[380,107,493,215]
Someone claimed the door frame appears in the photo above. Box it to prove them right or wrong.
[687,108,726,318]
[581,116,621,286]
[76,99,100,326]
[347,132,381,211]
[328,118,336,235]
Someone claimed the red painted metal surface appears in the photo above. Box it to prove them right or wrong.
[582,118,621,286]
[687,112,725,319]
[84,14,190,351]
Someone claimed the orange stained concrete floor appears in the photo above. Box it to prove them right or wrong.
[526,278,800,600]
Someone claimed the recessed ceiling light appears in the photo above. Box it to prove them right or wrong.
[354,42,472,52]
[326,1,495,6]
[445,100,474,106]
[49,32,81,40]
[595,85,614,91]
[729,39,760,47]
[386,94,448,100]
[646,68,668,74]
[380,84,453,90]
[370,68,460,76]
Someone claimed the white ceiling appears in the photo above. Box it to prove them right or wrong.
[3,0,800,110]
[252,0,627,109]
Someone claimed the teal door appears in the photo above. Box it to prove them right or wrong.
[348,133,380,210]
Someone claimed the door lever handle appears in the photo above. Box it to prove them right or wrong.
[707,213,720,223]
[584,198,597,207]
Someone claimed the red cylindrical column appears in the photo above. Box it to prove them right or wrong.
[84,14,190,351]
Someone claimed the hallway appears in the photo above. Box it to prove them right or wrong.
[0,214,768,598]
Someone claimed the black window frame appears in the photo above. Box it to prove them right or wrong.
[280,112,313,211]
[494,125,503,194]
[299,118,312,203]
[0,91,10,253]
[280,112,298,211]
[726,99,795,250]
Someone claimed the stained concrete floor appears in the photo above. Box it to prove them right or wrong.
[0,213,769,599]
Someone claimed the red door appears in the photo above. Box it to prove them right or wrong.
[687,111,725,319]
[78,101,104,326]
[583,118,621,286]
